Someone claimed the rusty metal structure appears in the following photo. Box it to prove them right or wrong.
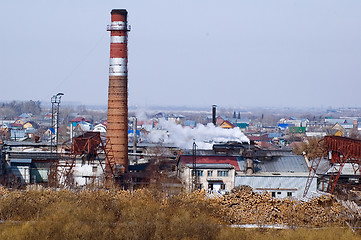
[50,132,115,187]
[303,136,361,196]
[106,9,130,173]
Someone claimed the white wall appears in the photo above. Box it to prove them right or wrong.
[235,175,317,198]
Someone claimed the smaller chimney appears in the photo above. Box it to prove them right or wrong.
[212,105,217,126]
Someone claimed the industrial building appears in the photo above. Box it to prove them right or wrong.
[177,143,316,197]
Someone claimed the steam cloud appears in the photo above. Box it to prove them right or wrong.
[146,119,249,149]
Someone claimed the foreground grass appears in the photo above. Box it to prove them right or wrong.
[0,188,357,239]
[0,223,360,240]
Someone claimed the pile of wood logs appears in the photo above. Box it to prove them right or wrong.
[216,186,348,227]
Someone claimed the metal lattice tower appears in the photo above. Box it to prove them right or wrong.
[50,93,64,154]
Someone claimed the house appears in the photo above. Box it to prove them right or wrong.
[74,121,92,132]
[234,122,249,129]
[331,123,346,137]
[71,117,92,123]
[167,114,185,123]
[0,123,12,132]
[220,120,236,129]
[248,134,270,145]
[325,118,358,132]
[10,129,26,141]
[279,117,309,128]
[18,113,32,119]
[23,121,39,130]
[178,155,241,193]
[14,119,24,126]
[43,113,52,120]
[43,128,53,138]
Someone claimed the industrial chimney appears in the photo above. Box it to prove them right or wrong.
[107,9,129,172]
[212,105,217,126]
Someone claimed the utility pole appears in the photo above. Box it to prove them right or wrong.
[192,140,198,191]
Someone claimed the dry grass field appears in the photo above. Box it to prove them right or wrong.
[0,186,358,239]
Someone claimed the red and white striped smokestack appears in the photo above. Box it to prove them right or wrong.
[107,9,129,172]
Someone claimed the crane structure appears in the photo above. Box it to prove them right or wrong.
[49,132,117,187]
[304,136,361,197]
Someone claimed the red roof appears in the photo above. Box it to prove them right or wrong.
[71,117,91,123]
[10,123,22,127]
[255,141,274,149]
[138,120,153,125]
[249,134,269,142]
[180,155,241,171]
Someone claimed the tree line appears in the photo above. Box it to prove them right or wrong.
[0,100,41,119]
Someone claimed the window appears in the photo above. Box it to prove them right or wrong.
[272,192,276,197]
[207,170,213,177]
[217,170,229,177]
[220,184,226,190]
[277,192,281,195]
[287,192,292,197]
[208,183,213,190]
[192,170,203,177]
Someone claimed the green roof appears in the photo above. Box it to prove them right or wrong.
[289,127,306,133]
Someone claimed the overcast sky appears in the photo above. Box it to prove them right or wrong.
[1,0,361,109]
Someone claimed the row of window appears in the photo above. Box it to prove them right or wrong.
[192,170,229,177]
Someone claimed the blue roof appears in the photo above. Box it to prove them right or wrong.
[268,133,283,138]
[128,130,140,135]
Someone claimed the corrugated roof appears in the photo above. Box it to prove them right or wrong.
[257,155,308,173]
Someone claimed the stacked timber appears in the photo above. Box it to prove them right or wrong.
[216,186,347,227]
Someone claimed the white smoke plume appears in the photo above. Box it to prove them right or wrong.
[146,119,249,149]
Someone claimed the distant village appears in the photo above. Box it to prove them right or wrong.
[1,103,359,147]
[1,101,361,199]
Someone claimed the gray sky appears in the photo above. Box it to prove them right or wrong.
[1,0,361,108]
